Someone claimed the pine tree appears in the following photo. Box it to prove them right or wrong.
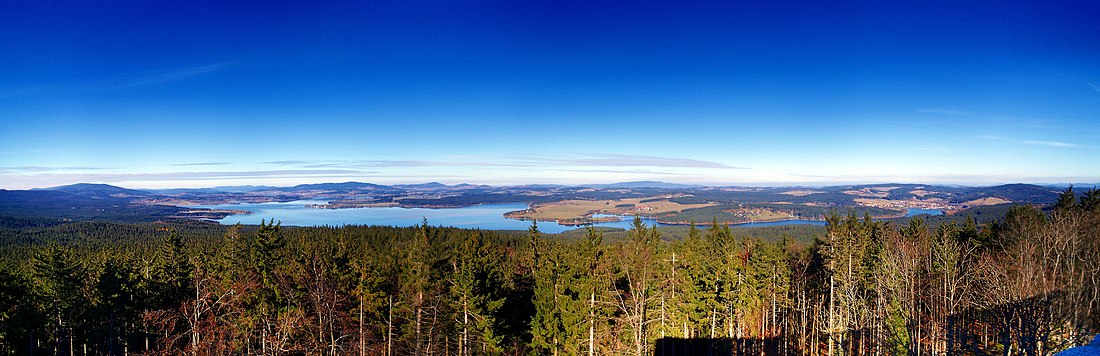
[581,227,610,356]
[752,237,791,339]
[450,232,506,355]
[529,221,566,355]
[675,222,712,339]
[1081,187,1100,212]
[31,245,87,356]
[250,219,285,298]
[706,217,741,339]
[93,258,140,355]
[352,243,388,356]
[403,220,435,356]
[0,267,40,355]
[612,216,660,356]
[154,228,192,309]
[823,212,875,354]
[1055,186,1077,212]
[242,219,287,354]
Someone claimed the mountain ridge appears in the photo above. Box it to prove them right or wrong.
[2,181,1068,226]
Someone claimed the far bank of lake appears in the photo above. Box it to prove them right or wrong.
[191,201,842,234]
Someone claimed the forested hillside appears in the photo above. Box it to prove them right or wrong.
[0,188,1097,355]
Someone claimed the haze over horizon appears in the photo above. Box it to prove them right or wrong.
[18,180,1100,193]
[3,1,1099,189]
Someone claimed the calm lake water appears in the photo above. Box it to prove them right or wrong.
[905,208,944,217]
[193,201,827,234]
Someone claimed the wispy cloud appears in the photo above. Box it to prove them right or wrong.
[0,166,109,173]
[320,160,525,168]
[914,146,950,153]
[1048,70,1100,95]
[262,154,748,170]
[1,63,233,98]
[786,173,1099,186]
[105,63,233,89]
[523,168,697,176]
[270,160,530,169]
[1020,140,1082,148]
[263,160,314,166]
[3,169,361,181]
[1087,81,1100,94]
[0,169,376,189]
[991,116,1060,130]
[443,154,482,159]
[545,154,748,169]
[144,169,365,180]
[919,108,974,117]
[919,108,1060,130]
[171,162,230,167]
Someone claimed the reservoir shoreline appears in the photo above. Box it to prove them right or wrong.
[189,201,941,233]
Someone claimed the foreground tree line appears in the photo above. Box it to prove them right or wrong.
[0,188,1098,355]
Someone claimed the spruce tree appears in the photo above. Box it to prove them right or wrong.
[154,228,192,309]
[31,245,86,355]
[1055,186,1077,212]
[450,232,505,355]
[528,221,566,355]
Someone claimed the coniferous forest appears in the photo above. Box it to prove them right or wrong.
[0,188,1098,355]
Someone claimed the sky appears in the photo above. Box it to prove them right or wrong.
[1,0,1098,189]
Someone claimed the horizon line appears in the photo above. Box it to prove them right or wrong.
[9,180,1098,192]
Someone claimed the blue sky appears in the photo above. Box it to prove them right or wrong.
[1,0,1098,189]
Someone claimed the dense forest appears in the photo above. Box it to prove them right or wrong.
[0,188,1097,355]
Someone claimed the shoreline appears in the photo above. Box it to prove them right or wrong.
[174,201,944,228]
[502,209,828,227]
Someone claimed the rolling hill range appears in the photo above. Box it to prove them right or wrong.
[0,181,1073,226]
[0,188,183,224]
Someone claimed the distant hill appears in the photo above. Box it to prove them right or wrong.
[451,183,491,189]
[394,182,492,191]
[955,184,1060,204]
[44,183,150,199]
[144,187,226,194]
[0,181,1071,226]
[211,185,278,193]
[394,182,448,189]
[586,181,704,189]
[280,182,400,192]
[0,189,184,223]
[145,185,281,194]
[512,184,570,189]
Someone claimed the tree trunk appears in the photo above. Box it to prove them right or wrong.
[661,294,666,339]
[416,292,423,356]
[427,303,438,356]
[462,297,468,356]
[387,296,393,356]
[193,281,200,355]
[69,324,74,356]
[589,292,595,356]
[359,293,365,356]
[710,308,717,338]
[828,275,835,356]
[772,290,777,338]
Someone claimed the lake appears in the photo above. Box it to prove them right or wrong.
[905,208,944,217]
[192,200,826,234]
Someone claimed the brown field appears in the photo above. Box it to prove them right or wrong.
[727,207,793,221]
[779,190,824,196]
[961,197,1011,207]
[509,197,715,221]
[910,189,933,197]
[854,198,894,206]
[843,186,902,198]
